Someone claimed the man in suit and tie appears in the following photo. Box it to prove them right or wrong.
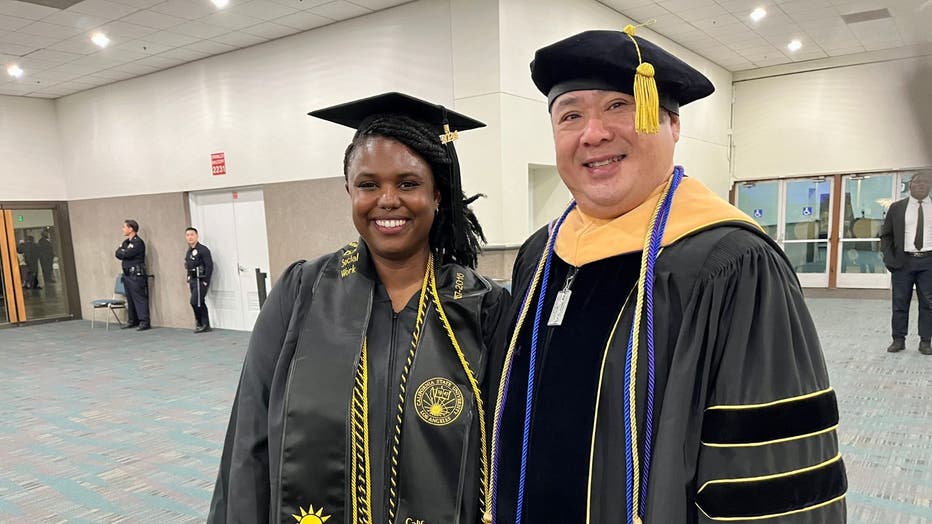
[880,170,932,355]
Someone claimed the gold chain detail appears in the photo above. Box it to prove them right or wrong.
[351,339,373,523]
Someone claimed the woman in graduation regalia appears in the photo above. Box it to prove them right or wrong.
[208,93,510,524]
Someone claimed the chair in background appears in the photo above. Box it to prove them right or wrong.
[91,275,127,330]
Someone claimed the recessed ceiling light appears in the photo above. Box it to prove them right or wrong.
[750,7,767,21]
[787,39,802,52]
[211,0,229,7]
[91,31,110,48]
[7,64,23,78]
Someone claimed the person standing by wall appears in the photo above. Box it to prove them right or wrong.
[184,227,213,333]
[37,230,56,285]
[880,171,932,355]
[115,219,150,331]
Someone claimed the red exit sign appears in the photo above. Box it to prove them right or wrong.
[211,152,226,176]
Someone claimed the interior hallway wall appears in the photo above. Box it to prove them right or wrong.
[0,95,65,200]
[263,177,356,282]
[733,55,932,179]
[69,194,191,328]
[54,0,456,201]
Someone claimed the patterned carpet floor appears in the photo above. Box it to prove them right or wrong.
[0,297,929,522]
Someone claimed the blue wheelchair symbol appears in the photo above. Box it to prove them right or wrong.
[753,209,764,218]
[802,206,813,216]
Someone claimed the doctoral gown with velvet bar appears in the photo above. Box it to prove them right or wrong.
[493,180,847,523]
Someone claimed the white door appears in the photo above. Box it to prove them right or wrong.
[189,189,271,331]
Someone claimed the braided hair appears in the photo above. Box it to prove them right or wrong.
[343,114,486,268]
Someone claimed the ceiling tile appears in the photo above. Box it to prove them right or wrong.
[109,0,164,7]
[170,20,230,39]
[600,0,659,10]
[241,20,298,39]
[0,41,37,55]
[617,3,670,21]
[347,0,409,9]
[97,20,158,39]
[825,45,866,55]
[69,0,140,18]
[158,46,212,61]
[141,30,200,47]
[210,30,268,47]
[134,53,185,69]
[230,0,299,20]
[185,38,237,54]
[48,33,108,54]
[675,3,729,21]
[0,14,30,30]
[37,10,108,30]
[308,1,371,20]
[84,68,136,81]
[752,55,792,66]
[863,39,903,50]
[120,9,187,30]
[24,48,82,63]
[97,44,147,61]
[200,10,265,30]
[0,1,57,20]
[659,0,716,11]
[112,38,174,55]
[273,10,332,30]
[0,29,57,47]
[267,0,333,7]
[19,20,84,37]
[111,61,162,74]
[150,0,217,20]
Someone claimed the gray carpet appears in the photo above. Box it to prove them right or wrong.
[0,297,929,522]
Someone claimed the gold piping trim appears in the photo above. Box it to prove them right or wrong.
[705,387,834,411]
[702,425,838,448]
[585,287,636,524]
[697,453,843,494]
[697,493,846,522]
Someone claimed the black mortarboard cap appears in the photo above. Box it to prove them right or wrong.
[308,91,485,135]
[308,92,487,265]
[531,28,715,132]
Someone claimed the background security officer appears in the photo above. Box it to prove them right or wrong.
[115,219,150,331]
[184,227,213,333]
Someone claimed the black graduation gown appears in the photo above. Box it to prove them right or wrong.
[209,240,510,524]
[494,223,847,523]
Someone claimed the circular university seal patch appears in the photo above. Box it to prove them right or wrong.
[414,377,464,426]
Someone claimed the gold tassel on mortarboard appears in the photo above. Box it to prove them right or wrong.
[623,24,659,134]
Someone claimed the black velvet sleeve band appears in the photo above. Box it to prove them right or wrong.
[701,389,839,446]
[696,455,847,520]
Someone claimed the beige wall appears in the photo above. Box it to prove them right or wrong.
[69,194,192,328]
[263,176,519,285]
[263,177,358,283]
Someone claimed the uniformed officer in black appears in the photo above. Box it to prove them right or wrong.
[115,219,150,331]
[184,227,213,333]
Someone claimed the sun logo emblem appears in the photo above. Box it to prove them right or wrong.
[415,377,464,426]
[292,505,331,523]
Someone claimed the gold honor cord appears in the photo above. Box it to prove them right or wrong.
[625,172,676,523]
[386,254,433,524]
[428,266,491,518]
[487,215,562,524]
[351,341,373,523]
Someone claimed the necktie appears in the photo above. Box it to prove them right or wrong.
[916,201,924,251]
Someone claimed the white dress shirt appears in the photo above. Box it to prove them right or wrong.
[903,196,932,252]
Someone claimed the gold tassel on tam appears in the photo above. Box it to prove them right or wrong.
[623,24,660,134]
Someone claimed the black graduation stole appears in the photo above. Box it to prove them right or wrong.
[278,241,490,524]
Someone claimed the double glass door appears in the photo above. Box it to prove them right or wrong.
[735,178,833,287]
[0,206,72,325]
